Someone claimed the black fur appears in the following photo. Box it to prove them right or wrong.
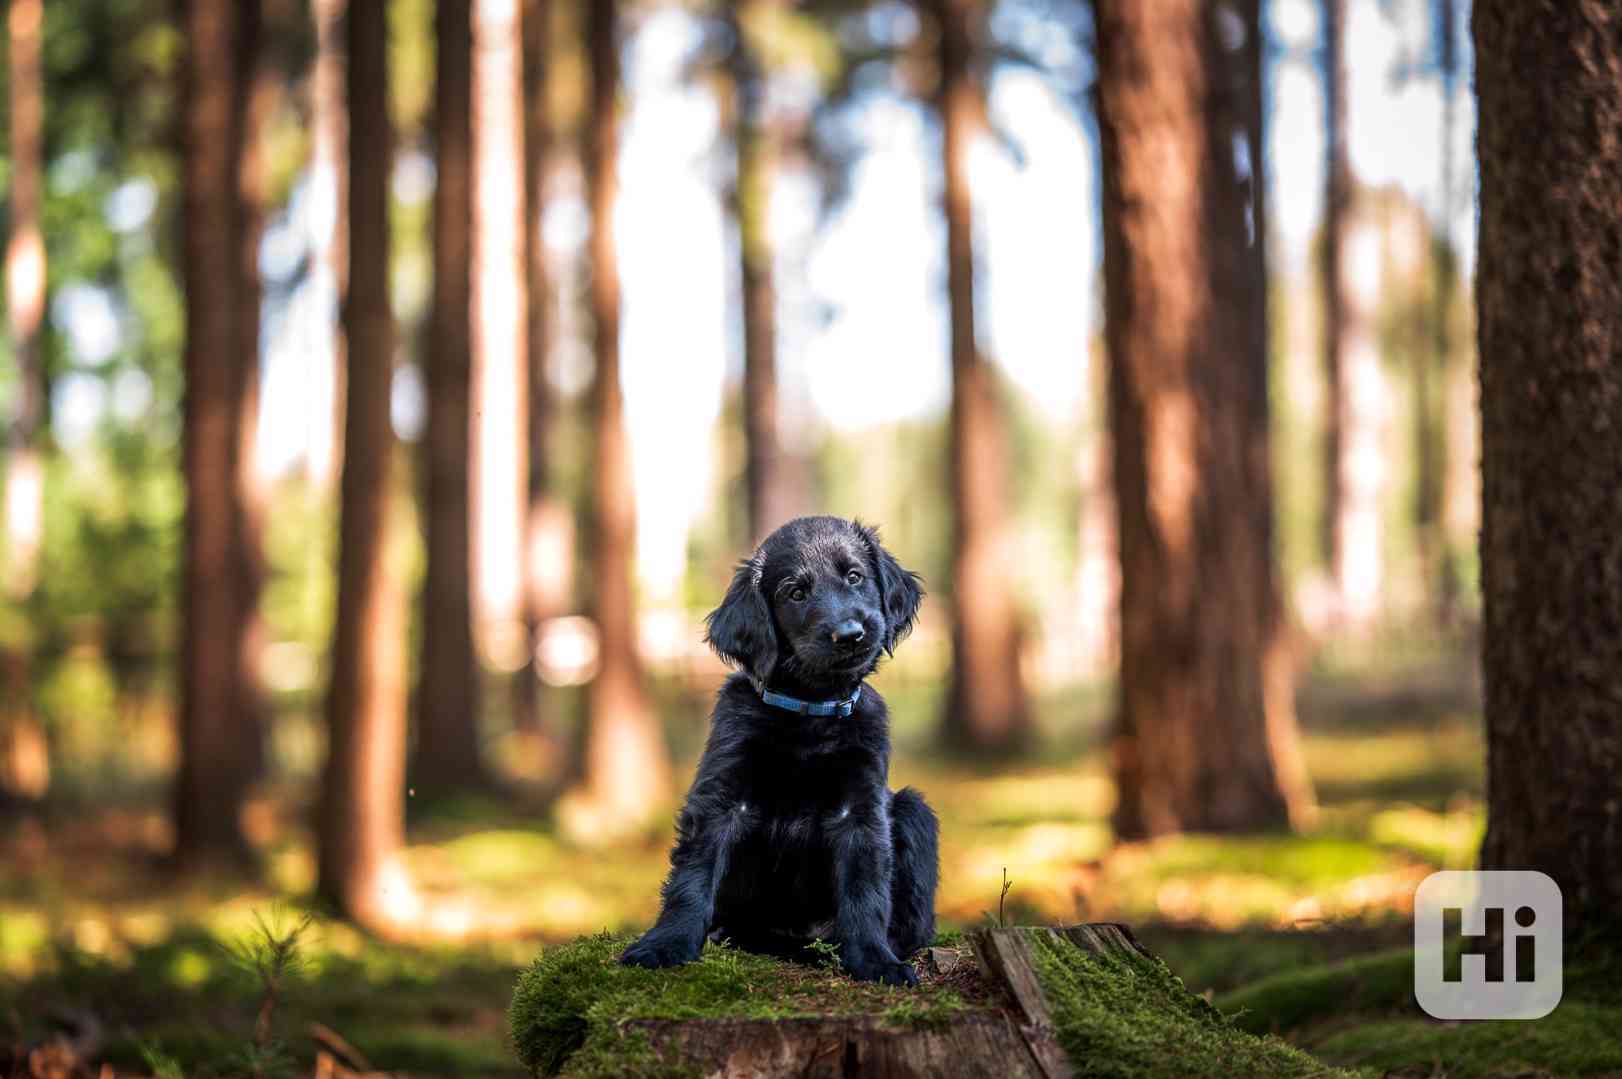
[620,517,938,986]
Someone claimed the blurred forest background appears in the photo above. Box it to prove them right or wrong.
[0,0,1510,1072]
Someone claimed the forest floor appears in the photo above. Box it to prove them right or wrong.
[9,653,1609,1077]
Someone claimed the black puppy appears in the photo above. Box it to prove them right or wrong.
[620,516,939,986]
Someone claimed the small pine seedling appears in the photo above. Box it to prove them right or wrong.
[221,906,315,1079]
[981,868,1015,929]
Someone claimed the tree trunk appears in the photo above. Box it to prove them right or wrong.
[415,0,486,793]
[1,0,49,803]
[1412,267,1445,619]
[1321,0,1386,632]
[1239,0,1314,833]
[727,2,785,548]
[472,0,531,656]
[517,927,1155,1078]
[515,0,568,737]
[615,1013,1059,1078]
[1420,0,1462,621]
[574,0,671,833]
[1475,0,1622,924]
[176,0,254,864]
[233,0,270,789]
[308,0,347,491]
[1097,0,1313,838]
[931,0,1029,755]
[1073,358,1118,677]
[319,0,414,928]
[1320,0,1346,598]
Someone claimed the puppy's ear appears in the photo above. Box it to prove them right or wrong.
[856,521,923,655]
[704,552,779,683]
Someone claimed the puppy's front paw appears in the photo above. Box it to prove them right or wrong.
[845,951,919,987]
[620,931,702,970]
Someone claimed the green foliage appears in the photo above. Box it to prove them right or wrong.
[802,936,842,970]
[1021,929,1349,1079]
[137,1040,186,1079]
[507,933,969,1077]
[33,443,181,644]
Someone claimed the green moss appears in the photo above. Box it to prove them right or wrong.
[1020,929,1353,1079]
[1217,948,1415,1035]
[338,1021,520,1075]
[6,925,525,1078]
[1139,925,1408,998]
[1313,1004,1622,1078]
[507,934,972,1076]
[1133,835,1391,890]
[1215,934,1622,1077]
[510,930,1363,1078]
[554,1027,696,1079]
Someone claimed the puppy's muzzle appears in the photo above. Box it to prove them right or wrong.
[831,620,867,647]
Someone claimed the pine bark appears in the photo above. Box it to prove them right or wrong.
[176,0,254,863]
[2,0,49,803]
[515,0,560,736]
[580,0,671,824]
[1320,0,1347,592]
[1320,0,1385,630]
[319,0,412,926]
[1097,0,1313,837]
[1073,359,1119,677]
[728,2,785,547]
[233,0,270,789]
[472,0,531,649]
[929,0,1029,755]
[309,0,348,490]
[1475,0,1622,923]
[415,0,486,792]
[1418,0,1462,620]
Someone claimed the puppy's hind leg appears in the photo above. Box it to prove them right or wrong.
[887,787,939,960]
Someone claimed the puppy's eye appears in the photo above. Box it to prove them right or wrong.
[789,586,807,602]
[846,570,863,586]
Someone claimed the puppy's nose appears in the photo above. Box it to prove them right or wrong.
[832,620,866,646]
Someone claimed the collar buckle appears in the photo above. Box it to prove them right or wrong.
[757,684,863,718]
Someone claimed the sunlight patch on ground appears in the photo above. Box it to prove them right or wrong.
[1365,802,1484,868]
[1081,835,1431,929]
[1304,725,1482,805]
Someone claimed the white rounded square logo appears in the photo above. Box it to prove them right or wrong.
[1414,870,1562,1020]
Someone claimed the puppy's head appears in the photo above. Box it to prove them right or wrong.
[705,516,923,690]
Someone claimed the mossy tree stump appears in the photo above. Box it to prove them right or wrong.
[509,925,1341,1077]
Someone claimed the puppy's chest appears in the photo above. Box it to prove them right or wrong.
[733,740,875,831]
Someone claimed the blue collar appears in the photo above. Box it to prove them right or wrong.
[757,683,863,718]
